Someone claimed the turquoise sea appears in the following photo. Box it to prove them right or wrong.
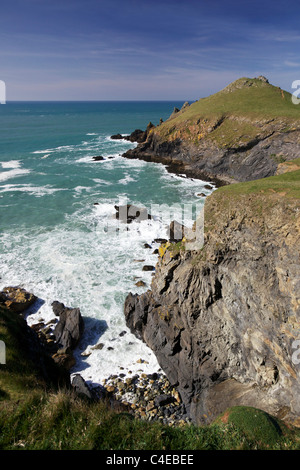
[0,101,214,386]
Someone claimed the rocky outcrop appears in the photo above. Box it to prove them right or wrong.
[122,77,300,185]
[50,301,84,369]
[52,301,84,350]
[123,128,300,186]
[0,287,70,387]
[124,188,300,426]
[0,286,37,314]
[114,204,152,224]
[111,122,155,144]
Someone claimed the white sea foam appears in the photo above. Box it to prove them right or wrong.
[75,155,98,164]
[0,201,167,385]
[118,174,136,185]
[0,184,67,196]
[1,160,21,169]
[0,167,31,183]
[93,178,113,186]
[105,135,132,143]
[32,149,55,154]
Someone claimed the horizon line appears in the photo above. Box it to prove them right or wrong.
[3,99,196,103]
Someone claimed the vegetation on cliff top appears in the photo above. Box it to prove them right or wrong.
[216,166,300,199]
[154,77,300,149]
[1,306,300,450]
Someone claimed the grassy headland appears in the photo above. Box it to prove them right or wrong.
[154,77,300,150]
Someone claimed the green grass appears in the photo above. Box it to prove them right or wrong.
[216,168,300,199]
[171,77,300,123]
[154,77,300,148]
[1,307,300,450]
[0,306,67,402]
[1,392,300,450]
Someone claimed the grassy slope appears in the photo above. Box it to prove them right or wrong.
[1,306,300,450]
[0,307,49,401]
[216,167,300,199]
[154,77,300,149]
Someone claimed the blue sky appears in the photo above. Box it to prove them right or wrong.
[1,0,300,100]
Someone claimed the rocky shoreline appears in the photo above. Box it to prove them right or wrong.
[111,121,229,188]
[116,77,300,188]
[31,303,192,426]
[0,273,193,426]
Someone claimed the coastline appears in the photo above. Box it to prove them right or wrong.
[1,121,215,425]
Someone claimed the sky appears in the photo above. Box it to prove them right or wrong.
[1,0,300,100]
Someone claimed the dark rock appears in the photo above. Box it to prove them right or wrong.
[110,133,123,140]
[92,155,105,161]
[135,280,146,287]
[153,238,168,244]
[52,301,84,350]
[122,116,300,186]
[114,204,152,224]
[144,243,152,249]
[154,394,175,407]
[257,75,269,83]
[111,122,155,145]
[181,101,190,111]
[124,129,146,143]
[142,265,155,272]
[124,192,300,427]
[168,107,180,120]
[92,342,104,350]
[71,374,94,400]
[0,286,37,314]
[52,350,76,370]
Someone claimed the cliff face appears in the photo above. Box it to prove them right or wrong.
[125,129,300,185]
[124,77,300,185]
[124,178,300,425]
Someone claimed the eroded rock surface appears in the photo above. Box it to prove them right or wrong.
[124,190,300,426]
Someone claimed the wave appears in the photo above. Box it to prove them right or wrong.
[0,168,31,183]
[0,183,67,197]
[1,160,22,169]
[118,174,137,185]
[32,149,55,154]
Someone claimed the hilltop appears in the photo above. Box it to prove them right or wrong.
[123,76,300,185]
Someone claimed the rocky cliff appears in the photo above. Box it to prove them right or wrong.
[124,169,300,426]
[123,77,300,185]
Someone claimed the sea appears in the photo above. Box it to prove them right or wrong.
[0,101,215,389]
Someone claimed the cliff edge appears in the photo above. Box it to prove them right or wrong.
[124,168,300,426]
